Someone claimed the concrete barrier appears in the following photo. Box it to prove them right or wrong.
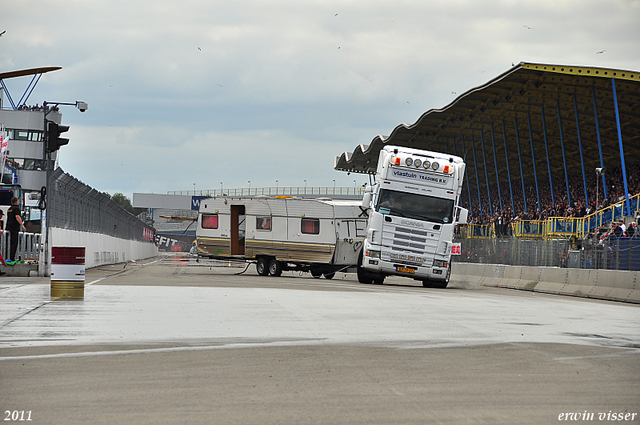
[451,262,639,304]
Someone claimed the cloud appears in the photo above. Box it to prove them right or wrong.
[2,0,639,199]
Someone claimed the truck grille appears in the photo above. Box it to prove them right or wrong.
[382,225,439,255]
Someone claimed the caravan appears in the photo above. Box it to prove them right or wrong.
[196,196,367,278]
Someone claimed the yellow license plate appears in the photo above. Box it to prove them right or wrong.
[396,266,416,274]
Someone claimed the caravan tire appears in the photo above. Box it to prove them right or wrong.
[256,258,269,276]
[268,260,282,277]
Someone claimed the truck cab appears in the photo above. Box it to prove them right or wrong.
[358,146,467,288]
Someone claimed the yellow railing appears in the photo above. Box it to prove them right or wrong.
[464,192,640,240]
[466,224,495,239]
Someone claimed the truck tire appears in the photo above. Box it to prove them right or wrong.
[323,272,335,280]
[432,266,451,288]
[311,270,322,278]
[256,258,269,276]
[432,280,448,288]
[357,267,373,284]
[268,259,282,277]
[357,250,373,284]
[422,279,433,288]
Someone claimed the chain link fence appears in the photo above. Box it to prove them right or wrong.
[48,168,155,242]
[453,236,640,271]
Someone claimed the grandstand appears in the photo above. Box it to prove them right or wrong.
[335,62,640,270]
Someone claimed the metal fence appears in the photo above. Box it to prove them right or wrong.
[48,168,155,242]
[0,231,40,261]
[454,236,640,271]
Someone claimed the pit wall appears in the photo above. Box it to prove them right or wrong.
[41,227,158,275]
[451,262,640,304]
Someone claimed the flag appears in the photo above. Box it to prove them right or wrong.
[0,131,8,154]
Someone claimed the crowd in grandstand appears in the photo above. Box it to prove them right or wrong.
[465,161,640,238]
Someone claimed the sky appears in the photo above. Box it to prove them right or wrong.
[1,0,639,200]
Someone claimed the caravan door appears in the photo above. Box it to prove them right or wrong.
[230,205,245,256]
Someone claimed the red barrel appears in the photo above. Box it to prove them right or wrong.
[50,247,86,299]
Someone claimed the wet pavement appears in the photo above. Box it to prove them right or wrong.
[1,255,639,424]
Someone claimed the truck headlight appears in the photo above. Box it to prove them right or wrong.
[365,250,381,259]
[433,259,448,268]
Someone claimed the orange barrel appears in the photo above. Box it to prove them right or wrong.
[50,247,86,299]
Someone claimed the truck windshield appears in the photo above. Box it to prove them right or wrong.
[376,189,454,224]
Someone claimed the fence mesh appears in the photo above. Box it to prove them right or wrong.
[48,168,154,243]
[454,236,640,271]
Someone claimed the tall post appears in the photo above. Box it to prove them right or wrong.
[556,100,571,207]
[611,78,631,216]
[453,137,473,215]
[541,104,555,206]
[591,86,607,200]
[513,117,527,214]
[479,130,493,216]
[501,121,515,214]
[469,135,483,215]
[490,123,503,211]
[526,112,541,211]
[572,94,589,207]
[460,136,476,216]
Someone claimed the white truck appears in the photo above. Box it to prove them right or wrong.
[357,145,468,288]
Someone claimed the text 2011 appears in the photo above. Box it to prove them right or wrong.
[4,411,32,421]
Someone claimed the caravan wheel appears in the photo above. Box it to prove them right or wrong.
[268,260,282,277]
[256,258,269,276]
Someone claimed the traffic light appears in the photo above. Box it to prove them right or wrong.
[47,121,70,152]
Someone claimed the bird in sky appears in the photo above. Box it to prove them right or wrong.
[596,50,605,54]
[523,25,533,30]
[0,30,6,37]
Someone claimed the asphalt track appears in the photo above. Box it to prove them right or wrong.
[1,254,639,424]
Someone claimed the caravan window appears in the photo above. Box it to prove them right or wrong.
[301,218,320,235]
[202,214,218,229]
[256,216,271,231]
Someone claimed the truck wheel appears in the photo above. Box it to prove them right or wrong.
[422,279,433,288]
[323,272,335,280]
[256,258,269,276]
[432,266,451,288]
[432,280,448,289]
[268,259,282,277]
[372,275,385,285]
[311,269,322,278]
[357,267,373,284]
[356,250,373,284]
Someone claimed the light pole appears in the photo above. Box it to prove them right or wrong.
[193,183,196,195]
[220,181,223,195]
[41,100,88,277]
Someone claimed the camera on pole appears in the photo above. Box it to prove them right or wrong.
[46,120,70,152]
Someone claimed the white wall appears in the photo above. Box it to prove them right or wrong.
[41,227,158,275]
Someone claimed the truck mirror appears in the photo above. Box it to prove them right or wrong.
[361,191,372,209]
[457,207,468,224]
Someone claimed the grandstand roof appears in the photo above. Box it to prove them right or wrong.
[334,62,640,190]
